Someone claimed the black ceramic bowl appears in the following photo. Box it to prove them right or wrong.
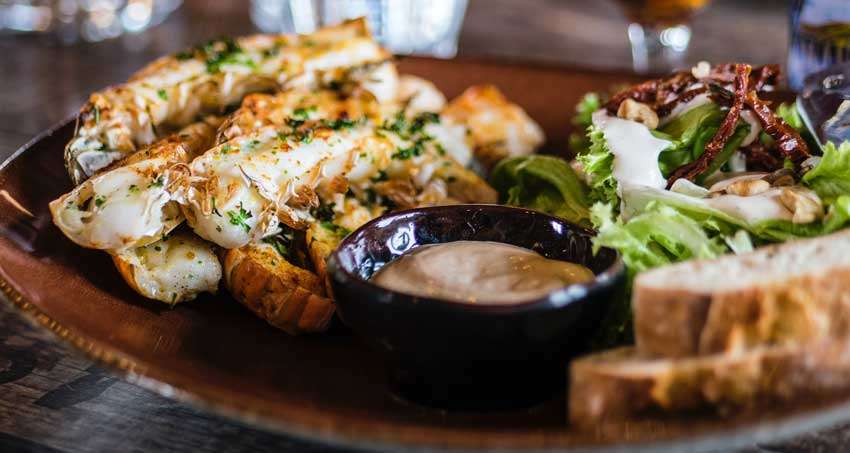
[327,204,625,410]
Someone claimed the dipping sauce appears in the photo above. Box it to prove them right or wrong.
[371,241,595,304]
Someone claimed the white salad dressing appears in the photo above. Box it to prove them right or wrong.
[659,92,711,126]
[739,110,762,147]
[706,190,793,224]
[703,174,794,224]
[592,110,672,193]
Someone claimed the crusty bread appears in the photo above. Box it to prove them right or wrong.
[223,242,334,335]
[568,340,850,427]
[633,229,850,357]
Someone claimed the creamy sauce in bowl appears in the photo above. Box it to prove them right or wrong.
[371,241,595,304]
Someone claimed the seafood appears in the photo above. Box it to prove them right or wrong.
[64,18,389,184]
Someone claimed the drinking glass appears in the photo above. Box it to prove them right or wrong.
[250,0,468,58]
[614,0,711,74]
[788,0,850,91]
[0,0,182,43]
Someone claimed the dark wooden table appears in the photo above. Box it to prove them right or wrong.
[1,0,846,451]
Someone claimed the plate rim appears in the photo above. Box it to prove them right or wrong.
[3,73,850,453]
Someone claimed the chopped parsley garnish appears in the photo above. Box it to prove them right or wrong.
[211,196,222,217]
[292,106,317,119]
[370,170,389,183]
[157,89,168,101]
[310,202,336,222]
[285,117,306,129]
[220,144,235,154]
[227,202,253,233]
[190,38,256,74]
[379,111,440,139]
[94,195,106,208]
[392,141,424,160]
[320,117,360,130]
[262,231,295,259]
[261,43,281,58]
[320,221,351,237]
[147,175,165,188]
[93,106,100,124]
[128,185,139,195]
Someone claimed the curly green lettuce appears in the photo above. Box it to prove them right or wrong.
[568,92,601,155]
[589,201,729,347]
[490,155,591,227]
[592,202,729,277]
[576,126,619,207]
[803,141,850,202]
[656,102,750,181]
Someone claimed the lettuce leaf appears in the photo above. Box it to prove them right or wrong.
[568,93,601,154]
[576,126,619,207]
[591,202,728,277]
[777,102,805,131]
[802,141,850,202]
[750,195,850,241]
[490,155,591,227]
[656,102,750,181]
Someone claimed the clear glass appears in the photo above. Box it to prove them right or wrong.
[788,0,850,91]
[0,0,182,44]
[614,0,710,74]
[251,0,468,58]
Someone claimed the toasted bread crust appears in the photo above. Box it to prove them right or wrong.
[223,243,334,335]
[634,230,850,357]
[635,266,850,357]
[569,341,850,427]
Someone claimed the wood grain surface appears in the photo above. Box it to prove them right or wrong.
[1,0,846,451]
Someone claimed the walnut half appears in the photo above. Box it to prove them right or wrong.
[779,188,824,224]
[725,178,770,197]
[617,99,659,129]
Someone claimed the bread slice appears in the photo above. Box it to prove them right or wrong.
[568,341,850,427]
[633,229,850,358]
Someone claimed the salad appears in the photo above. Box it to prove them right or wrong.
[491,62,850,344]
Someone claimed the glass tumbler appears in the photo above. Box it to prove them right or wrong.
[250,0,468,58]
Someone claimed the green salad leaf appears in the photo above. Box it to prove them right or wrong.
[490,155,591,227]
[591,202,728,277]
[803,141,850,202]
[568,93,601,154]
[749,194,850,241]
[656,102,749,181]
[576,126,619,207]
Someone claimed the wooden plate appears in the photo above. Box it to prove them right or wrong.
[2,57,850,452]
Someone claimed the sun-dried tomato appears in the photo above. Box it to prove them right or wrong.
[603,79,660,114]
[655,85,709,118]
[666,64,752,187]
[741,142,783,172]
[744,92,810,164]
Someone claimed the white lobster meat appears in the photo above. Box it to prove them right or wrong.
[184,123,393,249]
[113,229,222,304]
[50,121,217,251]
[64,18,390,184]
[442,84,545,167]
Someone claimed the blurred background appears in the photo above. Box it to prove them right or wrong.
[0,0,795,148]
